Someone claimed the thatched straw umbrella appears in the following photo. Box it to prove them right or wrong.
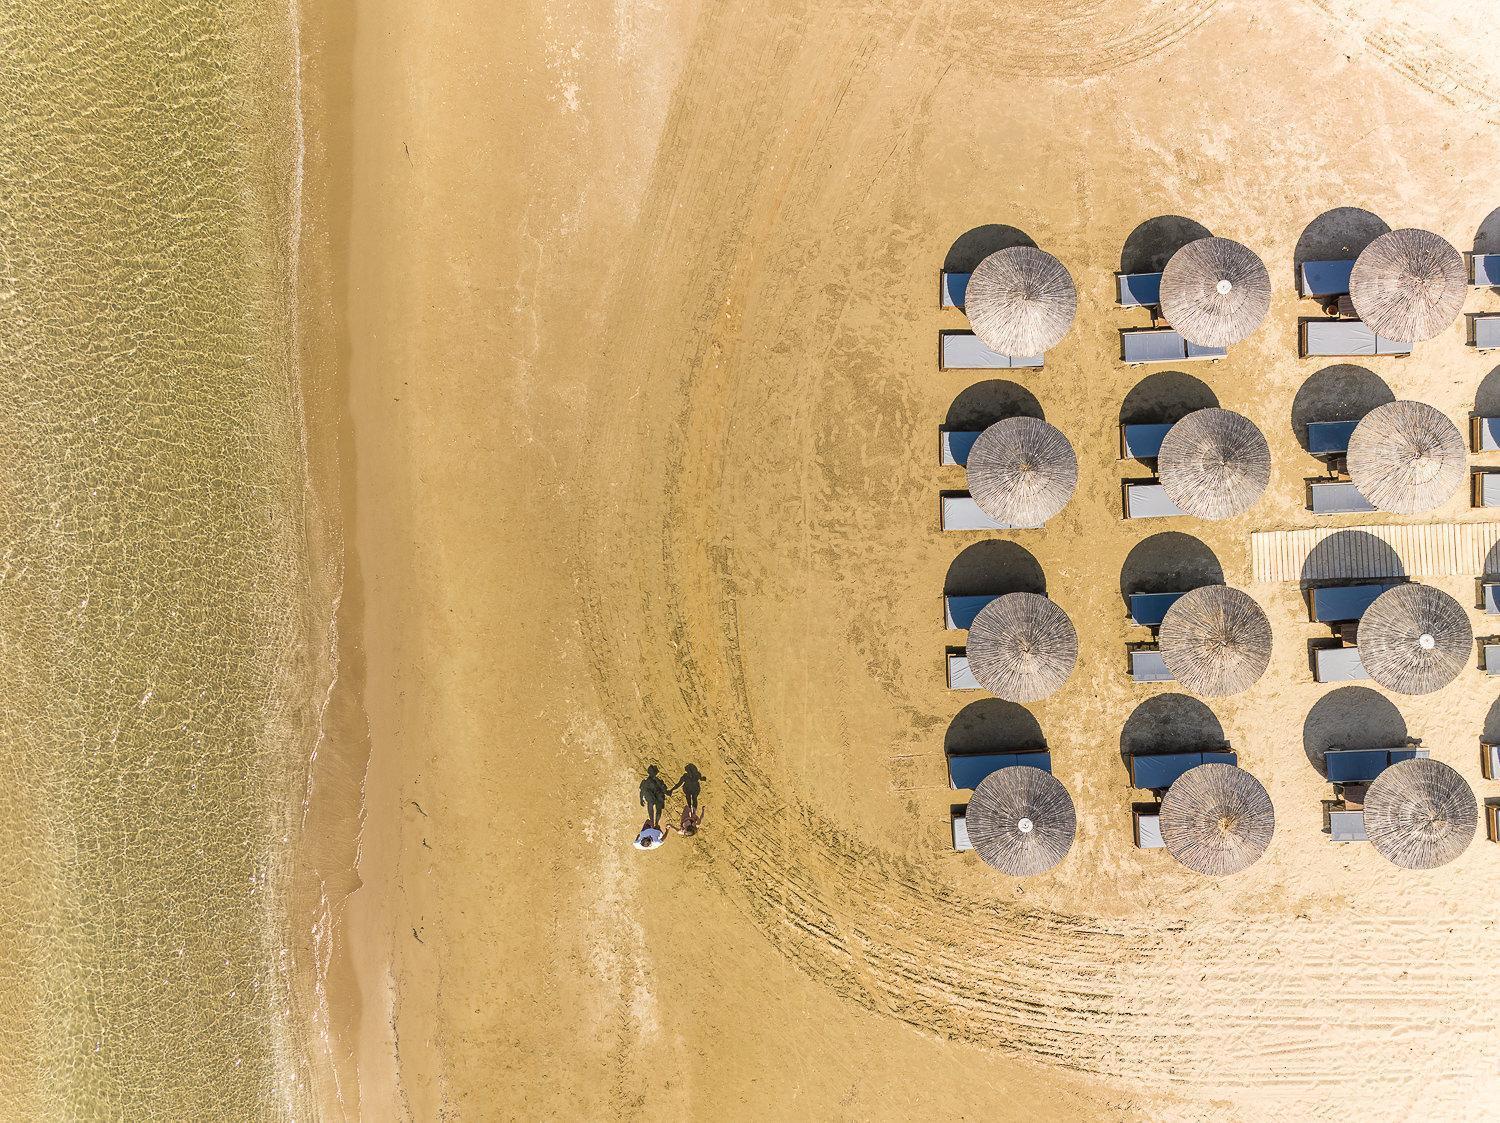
[1158,586,1272,697]
[1159,237,1271,347]
[966,417,1077,527]
[966,766,1076,876]
[966,593,1077,703]
[1357,583,1472,695]
[966,246,1078,356]
[1349,228,1465,342]
[1363,757,1476,869]
[1160,763,1275,876]
[1158,408,1271,519]
[1347,401,1466,514]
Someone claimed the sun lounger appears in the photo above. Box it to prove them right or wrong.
[1489,803,1500,843]
[1124,482,1187,519]
[1474,471,1500,508]
[1329,809,1367,842]
[951,806,973,851]
[1472,254,1500,287]
[940,271,971,309]
[1482,741,1500,781]
[1486,643,1500,675]
[1469,314,1500,350]
[947,652,980,690]
[1310,582,1396,623]
[939,331,1044,370]
[1116,272,1163,308]
[948,750,1052,790]
[1129,648,1173,682]
[1308,479,1376,514]
[1300,259,1355,298]
[939,429,982,467]
[1473,417,1500,452]
[1128,750,1236,791]
[1484,583,1500,615]
[1120,328,1226,364]
[1128,591,1185,628]
[1299,319,1412,358]
[944,594,997,630]
[1307,420,1359,457]
[1326,747,1427,783]
[1133,808,1165,849]
[1120,422,1173,460]
[940,493,1042,531]
[1314,645,1368,682]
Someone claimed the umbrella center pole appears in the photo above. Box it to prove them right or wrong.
[1216,279,1233,295]
[1419,633,1436,651]
[1017,817,1034,834]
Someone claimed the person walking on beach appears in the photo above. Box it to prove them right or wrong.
[639,765,668,829]
[634,820,670,850]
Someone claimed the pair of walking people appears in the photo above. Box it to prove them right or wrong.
[635,764,705,849]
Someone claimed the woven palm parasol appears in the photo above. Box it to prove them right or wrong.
[1357,583,1472,695]
[1349,228,1465,342]
[1363,757,1476,869]
[966,417,1077,526]
[966,593,1078,703]
[966,766,1076,876]
[1158,586,1272,697]
[966,246,1078,356]
[1160,763,1275,876]
[1347,401,1466,514]
[1159,237,1271,347]
[1158,409,1271,519]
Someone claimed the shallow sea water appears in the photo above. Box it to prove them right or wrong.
[0,1,316,1117]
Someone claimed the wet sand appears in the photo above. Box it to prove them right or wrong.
[312,0,1500,1118]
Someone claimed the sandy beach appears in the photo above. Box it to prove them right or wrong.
[285,1,1500,1119]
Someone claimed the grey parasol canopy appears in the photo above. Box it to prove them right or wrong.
[1349,228,1465,342]
[1159,237,1272,347]
[966,417,1077,527]
[1158,586,1272,697]
[1346,400,1466,514]
[966,246,1078,357]
[1357,583,1472,695]
[1158,408,1271,519]
[966,593,1078,703]
[1363,757,1476,869]
[1160,763,1275,876]
[966,766,1076,876]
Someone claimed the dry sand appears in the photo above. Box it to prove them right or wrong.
[301,0,1500,1117]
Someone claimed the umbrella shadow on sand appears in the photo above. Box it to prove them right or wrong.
[945,698,1046,756]
[943,225,1036,274]
[1290,365,1394,453]
[1119,215,1212,275]
[1301,686,1411,777]
[1118,694,1225,778]
[945,380,1044,430]
[1118,531,1223,611]
[1119,371,1218,430]
[944,540,1046,598]
[1293,207,1389,288]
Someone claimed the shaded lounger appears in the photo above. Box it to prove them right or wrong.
[1129,591,1185,627]
[939,429,982,466]
[1472,254,1500,287]
[1307,419,1359,457]
[1475,471,1500,508]
[1128,750,1236,790]
[1116,272,1163,308]
[947,749,1052,790]
[1300,259,1355,297]
[1472,417,1500,451]
[1120,422,1173,460]
[940,271,971,309]
[1309,582,1397,623]
[944,594,997,630]
[1325,747,1428,784]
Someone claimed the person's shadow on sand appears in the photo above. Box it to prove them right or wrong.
[670,764,705,832]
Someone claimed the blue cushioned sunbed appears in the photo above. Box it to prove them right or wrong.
[948,751,1052,790]
[1128,750,1236,790]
